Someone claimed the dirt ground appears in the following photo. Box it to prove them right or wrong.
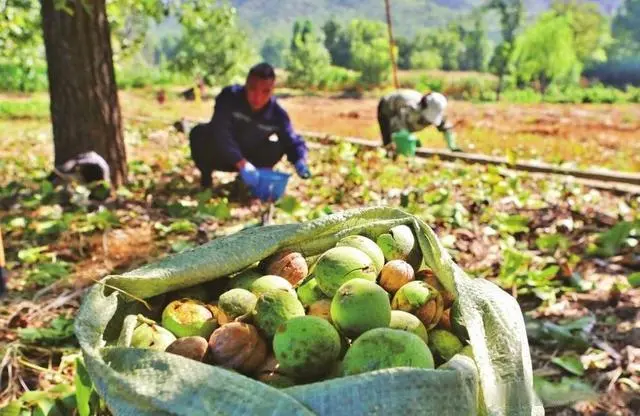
[276,95,640,172]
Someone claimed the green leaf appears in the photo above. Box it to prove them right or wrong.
[34,219,67,235]
[534,376,598,407]
[211,200,231,220]
[28,262,70,286]
[539,315,594,351]
[33,398,54,416]
[493,213,530,234]
[75,358,93,416]
[551,354,585,376]
[156,220,197,236]
[166,202,194,218]
[535,234,569,252]
[195,189,213,205]
[422,189,449,205]
[528,265,559,283]
[628,272,640,288]
[87,209,120,230]
[18,316,76,345]
[589,220,639,257]
[7,217,27,230]
[0,400,22,416]
[499,248,531,285]
[276,196,302,214]
[171,240,195,253]
[17,246,49,264]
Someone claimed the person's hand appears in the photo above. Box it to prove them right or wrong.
[294,160,311,179]
[238,161,259,188]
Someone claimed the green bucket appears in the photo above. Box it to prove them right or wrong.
[392,130,417,156]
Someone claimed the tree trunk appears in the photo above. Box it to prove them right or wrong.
[496,70,504,101]
[41,0,127,186]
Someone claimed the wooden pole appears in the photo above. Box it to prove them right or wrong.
[384,0,400,89]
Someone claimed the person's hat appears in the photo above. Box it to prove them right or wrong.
[422,92,447,126]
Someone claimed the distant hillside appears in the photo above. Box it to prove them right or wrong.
[230,0,623,41]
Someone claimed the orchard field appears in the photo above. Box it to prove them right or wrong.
[0,87,639,414]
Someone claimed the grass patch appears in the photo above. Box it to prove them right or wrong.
[0,98,50,120]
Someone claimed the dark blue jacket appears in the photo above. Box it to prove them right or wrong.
[208,84,308,168]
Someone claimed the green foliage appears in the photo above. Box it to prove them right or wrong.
[75,358,102,416]
[322,18,352,68]
[584,57,640,87]
[286,20,332,88]
[0,98,50,119]
[458,14,492,72]
[486,0,524,97]
[316,65,360,90]
[346,20,392,86]
[534,376,598,407]
[18,316,76,345]
[489,42,515,80]
[412,26,462,71]
[536,234,570,253]
[117,61,191,89]
[107,0,165,61]
[395,36,413,70]
[486,0,524,43]
[499,83,640,103]
[170,2,255,85]
[587,220,639,257]
[610,0,640,58]
[550,0,612,64]
[512,12,582,91]
[410,50,443,70]
[261,36,287,68]
[6,383,78,416]
[0,0,44,92]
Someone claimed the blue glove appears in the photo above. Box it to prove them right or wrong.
[239,161,259,188]
[294,160,311,179]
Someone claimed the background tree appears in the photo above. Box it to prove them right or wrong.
[410,26,463,71]
[0,0,43,91]
[458,14,492,71]
[610,0,640,57]
[41,0,127,185]
[395,36,413,70]
[511,12,581,92]
[486,0,524,100]
[550,0,611,64]
[322,18,352,67]
[286,20,331,88]
[260,36,287,68]
[346,20,392,86]
[170,2,255,85]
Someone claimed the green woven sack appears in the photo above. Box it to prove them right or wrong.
[75,207,544,415]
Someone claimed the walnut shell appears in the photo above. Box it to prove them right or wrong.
[263,250,308,285]
[416,269,455,309]
[437,308,452,331]
[255,355,296,388]
[208,322,267,374]
[165,336,208,362]
[307,299,332,323]
[379,260,415,294]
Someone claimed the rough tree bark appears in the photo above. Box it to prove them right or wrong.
[41,0,127,186]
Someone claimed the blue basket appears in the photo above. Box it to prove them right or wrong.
[253,169,291,202]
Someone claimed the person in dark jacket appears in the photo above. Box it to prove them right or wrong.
[189,62,311,189]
